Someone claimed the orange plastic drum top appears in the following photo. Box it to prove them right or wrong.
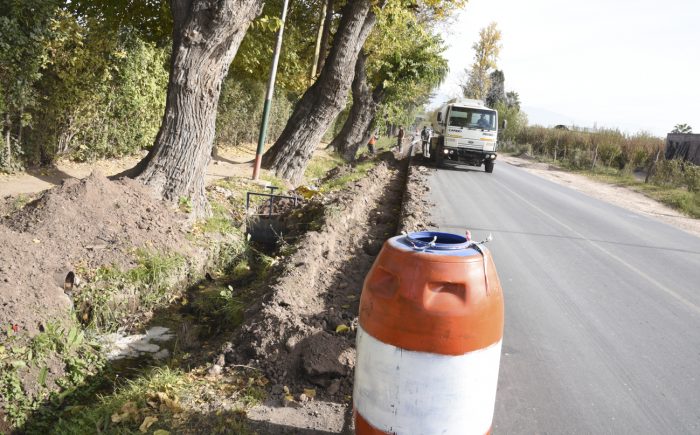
[359,231,504,355]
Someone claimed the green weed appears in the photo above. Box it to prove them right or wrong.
[321,160,377,192]
[178,196,193,213]
[0,323,104,428]
[74,250,186,332]
[584,169,700,218]
[304,153,344,183]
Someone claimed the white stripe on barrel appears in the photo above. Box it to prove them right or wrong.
[354,326,502,435]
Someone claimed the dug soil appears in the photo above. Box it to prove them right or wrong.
[0,173,193,337]
[0,143,437,432]
[216,153,433,433]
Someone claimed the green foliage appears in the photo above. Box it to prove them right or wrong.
[588,170,700,219]
[304,152,345,183]
[511,125,663,171]
[653,159,700,193]
[494,101,528,143]
[192,285,245,330]
[215,76,294,149]
[28,14,169,163]
[671,123,692,134]
[323,161,377,192]
[67,0,172,46]
[0,323,104,428]
[461,22,501,100]
[231,0,321,97]
[35,365,263,435]
[178,196,193,213]
[74,250,186,332]
[366,4,449,127]
[0,0,63,170]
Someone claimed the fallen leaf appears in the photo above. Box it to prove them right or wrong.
[153,392,183,413]
[303,388,316,399]
[111,401,138,423]
[335,324,349,333]
[139,416,158,433]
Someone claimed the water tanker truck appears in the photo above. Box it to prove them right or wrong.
[429,99,502,173]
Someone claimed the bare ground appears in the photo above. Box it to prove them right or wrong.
[0,144,260,198]
[500,155,700,238]
[213,153,422,433]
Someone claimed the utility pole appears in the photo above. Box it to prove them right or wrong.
[252,0,290,181]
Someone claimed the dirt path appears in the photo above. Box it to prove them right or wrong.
[0,144,260,197]
[500,155,700,238]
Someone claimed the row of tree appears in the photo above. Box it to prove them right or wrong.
[1,0,465,215]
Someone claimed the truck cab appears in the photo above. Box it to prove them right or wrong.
[430,99,500,173]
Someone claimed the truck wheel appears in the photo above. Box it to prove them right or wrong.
[485,160,494,173]
[435,141,444,167]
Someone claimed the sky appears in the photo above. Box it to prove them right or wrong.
[432,0,700,137]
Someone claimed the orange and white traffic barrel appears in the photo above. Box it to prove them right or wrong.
[354,231,504,435]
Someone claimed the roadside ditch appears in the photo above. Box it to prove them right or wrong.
[0,148,436,434]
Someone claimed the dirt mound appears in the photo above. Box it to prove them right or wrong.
[0,172,190,335]
[399,161,435,233]
[221,158,406,427]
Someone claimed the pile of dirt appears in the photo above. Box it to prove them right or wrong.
[218,157,408,431]
[399,159,435,233]
[0,172,191,336]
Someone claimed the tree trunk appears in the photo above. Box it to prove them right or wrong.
[261,0,381,184]
[310,0,328,79]
[330,52,382,161]
[129,0,263,217]
[316,0,334,76]
[3,113,11,166]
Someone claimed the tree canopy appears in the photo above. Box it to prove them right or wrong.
[461,21,501,100]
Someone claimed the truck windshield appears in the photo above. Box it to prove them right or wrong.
[449,107,497,130]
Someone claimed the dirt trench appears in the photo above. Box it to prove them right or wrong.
[214,154,430,433]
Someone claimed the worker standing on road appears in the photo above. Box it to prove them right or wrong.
[421,126,431,158]
[397,126,405,154]
[368,132,377,155]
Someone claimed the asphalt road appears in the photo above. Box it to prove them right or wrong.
[426,159,700,434]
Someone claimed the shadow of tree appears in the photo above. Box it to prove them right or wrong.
[25,166,76,186]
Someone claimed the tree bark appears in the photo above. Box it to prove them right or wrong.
[330,52,383,161]
[3,113,11,166]
[261,0,381,184]
[310,0,328,79]
[129,0,263,217]
[316,0,334,76]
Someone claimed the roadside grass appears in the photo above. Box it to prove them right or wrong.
[26,366,264,434]
[586,170,700,218]
[322,160,377,192]
[506,151,700,219]
[304,152,345,184]
[304,150,379,193]
[0,323,105,428]
[73,250,186,333]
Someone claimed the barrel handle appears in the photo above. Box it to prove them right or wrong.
[468,232,493,294]
[407,235,437,252]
